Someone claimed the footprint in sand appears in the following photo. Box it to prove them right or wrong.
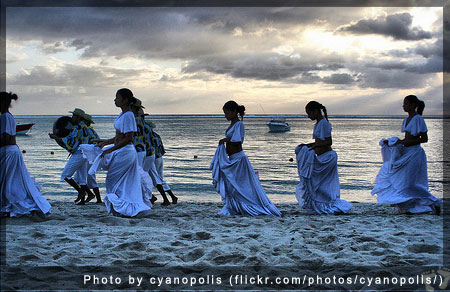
[170,241,187,247]
[213,254,246,265]
[113,242,146,251]
[406,244,441,254]
[194,231,212,240]
[179,248,205,262]
[20,254,40,262]
[248,233,260,239]
[179,232,192,240]
[31,231,46,238]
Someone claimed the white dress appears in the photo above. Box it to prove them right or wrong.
[295,119,352,214]
[371,114,441,213]
[0,112,51,217]
[81,111,152,217]
[210,121,281,216]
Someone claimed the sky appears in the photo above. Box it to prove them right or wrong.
[5,6,445,115]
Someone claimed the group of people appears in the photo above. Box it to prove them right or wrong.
[211,96,441,216]
[0,90,442,218]
[1,89,177,218]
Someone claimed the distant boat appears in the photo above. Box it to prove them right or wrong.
[16,123,35,135]
[266,117,290,132]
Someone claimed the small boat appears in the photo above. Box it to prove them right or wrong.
[16,123,35,135]
[266,117,290,132]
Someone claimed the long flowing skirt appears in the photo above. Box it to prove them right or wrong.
[210,145,281,216]
[295,145,352,214]
[81,144,152,217]
[371,140,441,213]
[0,145,51,217]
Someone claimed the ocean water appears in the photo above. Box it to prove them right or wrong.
[14,116,446,203]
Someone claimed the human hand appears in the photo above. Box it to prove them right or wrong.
[101,148,113,157]
[97,141,107,148]
[295,144,304,154]
[218,138,227,145]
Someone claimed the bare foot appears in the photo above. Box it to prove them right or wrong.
[74,192,84,203]
[150,196,157,204]
[95,200,103,204]
[171,196,178,204]
[85,193,95,203]
[162,200,170,206]
[76,201,85,206]
[435,205,441,216]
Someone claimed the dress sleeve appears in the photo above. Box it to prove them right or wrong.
[408,115,428,136]
[230,121,245,143]
[1,113,16,135]
[314,119,332,140]
[118,112,137,134]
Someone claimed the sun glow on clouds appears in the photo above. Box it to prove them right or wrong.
[5,7,443,115]
[302,28,409,59]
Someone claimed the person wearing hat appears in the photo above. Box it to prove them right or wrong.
[73,112,102,204]
[84,88,152,217]
[49,108,91,205]
[142,115,176,206]
[130,99,147,167]
[145,120,177,205]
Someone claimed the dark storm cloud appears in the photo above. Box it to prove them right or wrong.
[6,7,367,60]
[367,61,407,70]
[356,68,428,89]
[338,12,432,40]
[70,39,92,50]
[289,72,355,85]
[181,53,345,81]
[6,7,442,88]
[9,64,148,87]
[392,38,443,59]
[321,73,355,84]
[366,57,442,74]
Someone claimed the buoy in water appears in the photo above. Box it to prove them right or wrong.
[194,155,198,159]
[22,150,26,154]
[50,151,54,155]
[289,158,294,162]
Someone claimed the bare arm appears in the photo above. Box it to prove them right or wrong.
[308,137,332,149]
[101,132,134,156]
[399,132,427,147]
[96,137,115,148]
[219,137,229,145]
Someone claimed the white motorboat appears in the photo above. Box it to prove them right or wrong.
[266,117,290,132]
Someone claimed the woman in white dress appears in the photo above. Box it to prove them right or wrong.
[87,88,152,217]
[295,101,352,214]
[210,100,281,216]
[371,95,441,214]
[0,92,51,217]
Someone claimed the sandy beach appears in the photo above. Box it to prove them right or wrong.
[1,199,445,290]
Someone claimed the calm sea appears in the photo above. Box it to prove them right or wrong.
[14,115,446,203]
